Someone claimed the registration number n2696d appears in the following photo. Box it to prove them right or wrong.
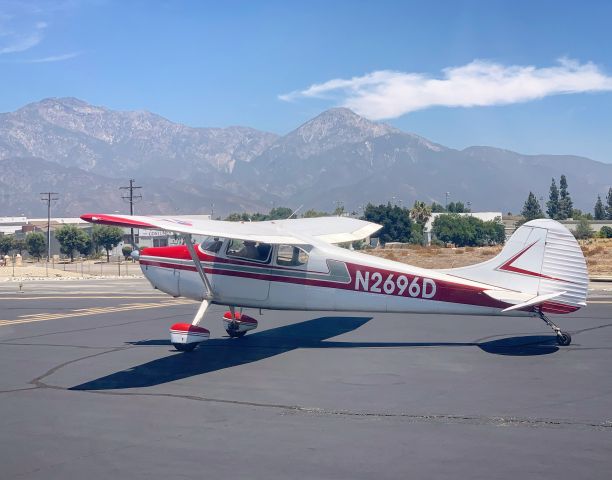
[354,271,436,299]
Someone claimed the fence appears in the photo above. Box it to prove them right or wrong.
[0,254,142,278]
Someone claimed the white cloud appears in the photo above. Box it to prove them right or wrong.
[0,31,43,53]
[0,6,47,55]
[21,51,81,63]
[280,58,612,120]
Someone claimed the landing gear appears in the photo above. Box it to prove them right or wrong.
[226,326,247,338]
[170,299,210,352]
[223,307,258,338]
[173,342,198,352]
[538,309,572,346]
[169,302,259,349]
[556,331,572,346]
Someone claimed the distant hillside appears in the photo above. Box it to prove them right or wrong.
[0,157,274,217]
[236,109,611,213]
[0,98,610,216]
[0,97,278,178]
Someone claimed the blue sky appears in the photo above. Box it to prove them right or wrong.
[1,0,612,162]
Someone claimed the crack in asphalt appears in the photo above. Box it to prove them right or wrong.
[17,334,612,433]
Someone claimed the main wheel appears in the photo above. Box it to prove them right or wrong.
[556,331,572,346]
[226,329,247,338]
[173,342,197,352]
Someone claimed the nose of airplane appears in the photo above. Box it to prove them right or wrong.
[130,249,140,261]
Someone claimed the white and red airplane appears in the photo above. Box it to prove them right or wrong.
[81,214,588,351]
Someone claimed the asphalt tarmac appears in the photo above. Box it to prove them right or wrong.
[1,279,611,479]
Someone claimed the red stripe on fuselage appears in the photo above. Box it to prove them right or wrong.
[140,257,518,312]
[139,246,581,314]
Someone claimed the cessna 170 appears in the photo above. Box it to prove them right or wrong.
[81,214,588,351]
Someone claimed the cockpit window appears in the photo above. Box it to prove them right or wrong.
[276,245,309,267]
[226,239,272,263]
[200,237,224,254]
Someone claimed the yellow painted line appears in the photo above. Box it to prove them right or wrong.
[0,299,196,327]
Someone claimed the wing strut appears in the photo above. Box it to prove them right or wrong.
[182,234,214,300]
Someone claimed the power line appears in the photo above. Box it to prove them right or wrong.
[40,192,59,263]
[120,179,142,247]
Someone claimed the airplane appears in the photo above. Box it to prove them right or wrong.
[81,213,588,351]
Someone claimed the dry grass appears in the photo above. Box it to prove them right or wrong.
[365,238,612,276]
[579,238,612,276]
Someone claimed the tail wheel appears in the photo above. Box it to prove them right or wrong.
[556,331,572,346]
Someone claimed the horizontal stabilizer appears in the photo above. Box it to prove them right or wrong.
[500,291,566,313]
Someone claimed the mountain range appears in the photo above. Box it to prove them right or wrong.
[0,98,610,217]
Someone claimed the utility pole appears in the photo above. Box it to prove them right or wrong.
[445,192,450,210]
[120,179,142,247]
[40,192,59,274]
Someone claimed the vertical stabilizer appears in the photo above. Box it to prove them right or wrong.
[442,219,588,313]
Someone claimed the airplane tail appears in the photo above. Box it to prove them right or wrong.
[442,219,588,313]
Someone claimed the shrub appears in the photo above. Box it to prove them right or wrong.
[573,218,594,240]
[599,226,612,238]
[122,245,133,260]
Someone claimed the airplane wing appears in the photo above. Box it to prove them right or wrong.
[80,213,382,245]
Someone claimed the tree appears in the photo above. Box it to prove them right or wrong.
[0,235,13,257]
[409,201,432,229]
[447,201,469,213]
[432,214,505,247]
[268,206,294,220]
[55,225,90,261]
[521,192,544,222]
[431,202,446,213]
[546,178,559,219]
[225,212,250,222]
[12,238,26,255]
[92,225,124,262]
[78,236,93,256]
[594,195,605,220]
[571,209,592,220]
[573,218,593,240]
[558,174,573,220]
[26,232,46,261]
[362,203,413,244]
[606,188,612,220]
[302,209,328,218]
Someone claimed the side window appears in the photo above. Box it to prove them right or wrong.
[276,245,309,267]
[226,239,271,263]
[200,237,223,253]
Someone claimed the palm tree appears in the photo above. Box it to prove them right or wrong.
[410,201,432,228]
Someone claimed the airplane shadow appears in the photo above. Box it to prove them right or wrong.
[71,317,559,391]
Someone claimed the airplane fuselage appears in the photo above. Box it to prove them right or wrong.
[138,241,543,318]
